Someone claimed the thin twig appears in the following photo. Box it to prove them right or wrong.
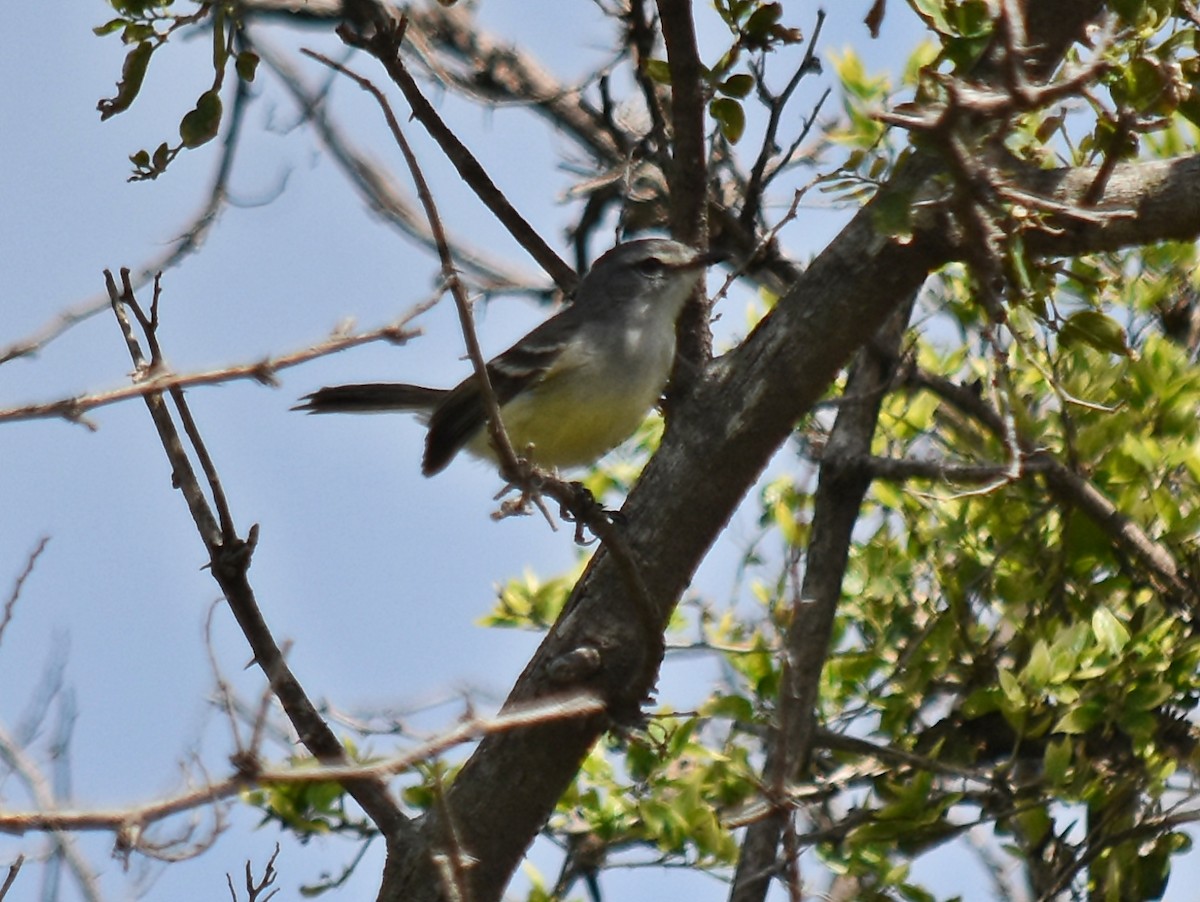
[0,692,604,838]
[628,0,672,170]
[0,723,103,901]
[103,270,413,844]
[741,10,826,230]
[142,274,240,543]
[300,46,536,514]
[205,601,246,760]
[0,855,23,902]
[0,311,425,427]
[0,538,49,648]
[106,269,224,545]
[252,35,548,299]
[336,19,578,292]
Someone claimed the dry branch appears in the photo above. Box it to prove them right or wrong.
[0,314,423,427]
[0,693,603,841]
[102,270,414,845]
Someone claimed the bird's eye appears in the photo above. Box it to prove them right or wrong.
[636,257,665,276]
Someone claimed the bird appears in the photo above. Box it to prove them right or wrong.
[295,238,719,476]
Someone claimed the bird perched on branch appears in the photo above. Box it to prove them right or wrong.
[296,238,719,476]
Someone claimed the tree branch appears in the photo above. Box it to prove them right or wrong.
[0,693,602,839]
[729,295,916,902]
[102,271,415,848]
[338,18,578,292]
[253,35,548,299]
[0,315,423,427]
[908,368,1194,603]
[372,2,1200,898]
[656,0,712,385]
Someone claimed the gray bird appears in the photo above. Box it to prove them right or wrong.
[296,238,718,475]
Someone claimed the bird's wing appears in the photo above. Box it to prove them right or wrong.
[422,315,574,475]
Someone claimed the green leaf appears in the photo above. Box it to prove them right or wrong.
[909,0,952,34]
[743,2,783,39]
[997,667,1024,706]
[122,21,157,43]
[1058,310,1130,356]
[719,74,754,98]
[1124,681,1173,711]
[1014,806,1054,847]
[97,40,154,120]
[950,0,994,38]
[1022,638,1052,688]
[872,188,914,241]
[93,17,127,36]
[710,97,746,143]
[151,141,171,171]
[1053,700,1104,735]
[1044,737,1072,785]
[1091,607,1131,656]
[700,693,754,722]
[643,58,672,85]
[112,0,165,14]
[235,50,259,83]
[179,89,223,148]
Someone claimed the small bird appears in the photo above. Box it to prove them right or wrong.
[296,238,719,476]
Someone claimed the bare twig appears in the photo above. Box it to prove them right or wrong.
[205,601,248,760]
[852,453,1055,484]
[399,4,626,169]
[141,274,240,542]
[628,0,672,169]
[0,856,23,902]
[0,693,604,838]
[740,10,826,230]
[252,36,548,299]
[103,269,413,844]
[336,19,578,292]
[875,47,1113,133]
[0,313,424,427]
[0,723,103,902]
[1,537,49,648]
[300,46,536,517]
[228,844,280,902]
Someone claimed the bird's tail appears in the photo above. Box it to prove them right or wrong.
[294,383,447,414]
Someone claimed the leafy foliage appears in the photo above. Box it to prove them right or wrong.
[96,0,258,179]
[479,7,1200,900]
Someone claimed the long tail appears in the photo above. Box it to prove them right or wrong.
[294,383,447,414]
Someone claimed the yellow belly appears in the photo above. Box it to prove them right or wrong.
[466,359,665,469]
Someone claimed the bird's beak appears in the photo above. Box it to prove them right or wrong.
[693,248,729,268]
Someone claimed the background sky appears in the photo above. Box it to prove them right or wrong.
[2,3,1163,901]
